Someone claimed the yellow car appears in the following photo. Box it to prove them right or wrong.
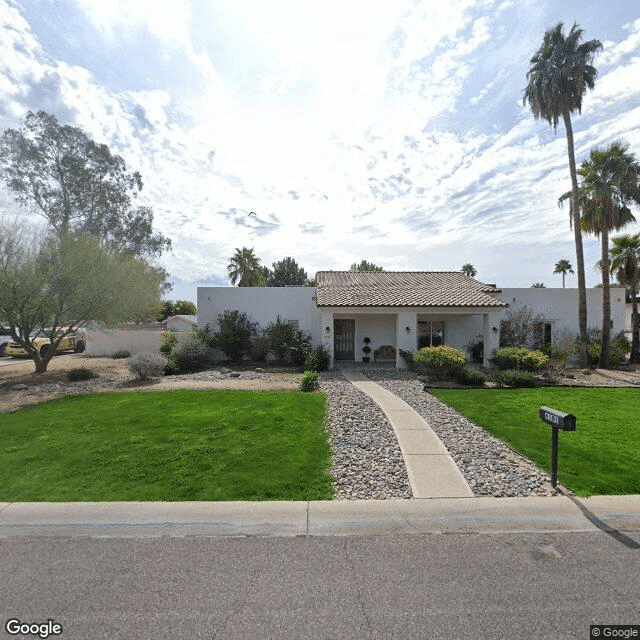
[5,330,86,358]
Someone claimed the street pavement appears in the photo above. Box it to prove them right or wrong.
[1,496,639,639]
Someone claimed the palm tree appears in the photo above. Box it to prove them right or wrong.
[461,263,477,278]
[524,22,602,367]
[227,247,263,287]
[610,233,640,363]
[562,142,639,367]
[553,259,574,287]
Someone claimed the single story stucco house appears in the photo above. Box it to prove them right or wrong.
[165,314,198,332]
[197,271,626,369]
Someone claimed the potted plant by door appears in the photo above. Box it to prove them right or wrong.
[362,337,371,363]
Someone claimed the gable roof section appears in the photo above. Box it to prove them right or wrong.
[315,271,506,308]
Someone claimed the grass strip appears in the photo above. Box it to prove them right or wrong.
[430,387,640,496]
[0,389,333,501]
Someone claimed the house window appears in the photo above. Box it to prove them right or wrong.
[418,320,445,348]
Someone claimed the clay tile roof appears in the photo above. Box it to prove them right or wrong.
[315,271,505,308]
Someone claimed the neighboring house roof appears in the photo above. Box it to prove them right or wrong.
[166,315,197,325]
[315,271,506,308]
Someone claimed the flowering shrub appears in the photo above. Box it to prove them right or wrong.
[413,346,466,377]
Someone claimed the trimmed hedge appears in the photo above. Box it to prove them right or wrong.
[414,345,466,376]
[491,347,549,372]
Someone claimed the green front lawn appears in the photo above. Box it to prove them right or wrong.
[431,387,640,496]
[0,389,333,501]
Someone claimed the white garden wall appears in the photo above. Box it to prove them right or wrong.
[86,330,164,356]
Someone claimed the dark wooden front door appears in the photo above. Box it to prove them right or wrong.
[334,319,355,360]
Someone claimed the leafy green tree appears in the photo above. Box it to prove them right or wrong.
[561,142,639,367]
[349,259,383,272]
[524,22,602,367]
[610,233,640,363]
[0,111,171,259]
[156,299,196,320]
[264,257,308,286]
[553,259,574,287]
[0,224,161,373]
[227,247,264,286]
[461,264,477,278]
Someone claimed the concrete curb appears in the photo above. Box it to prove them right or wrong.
[1,496,639,538]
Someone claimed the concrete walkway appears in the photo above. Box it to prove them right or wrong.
[339,368,473,499]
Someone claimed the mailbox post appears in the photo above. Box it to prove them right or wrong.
[539,406,576,487]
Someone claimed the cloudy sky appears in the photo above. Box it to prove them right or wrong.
[1,0,639,301]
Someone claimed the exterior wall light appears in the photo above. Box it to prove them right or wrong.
[325,326,331,334]
[492,327,498,333]
[405,326,411,334]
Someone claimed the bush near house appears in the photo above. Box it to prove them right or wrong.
[266,316,296,364]
[586,331,631,367]
[488,369,537,388]
[167,335,209,373]
[160,331,178,356]
[491,346,549,372]
[300,370,320,391]
[454,367,487,386]
[129,352,165,380]
[215,310,259,362]
[304,344,331,372]
[414,345,466,378]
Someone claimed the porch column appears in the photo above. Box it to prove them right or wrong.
[321,310,335,369]
[483,311,501,368]
[396,312,417,368]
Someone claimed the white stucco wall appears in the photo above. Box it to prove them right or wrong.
[197,287,322,342]
[86,330,163,356]
[498,288,627,338]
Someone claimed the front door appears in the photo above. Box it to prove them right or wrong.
[334,319,355,360]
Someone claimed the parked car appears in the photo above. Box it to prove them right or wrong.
[5,329,86,358]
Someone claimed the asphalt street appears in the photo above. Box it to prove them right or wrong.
[2,530,639,640]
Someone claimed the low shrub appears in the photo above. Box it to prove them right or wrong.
[465,340,484,363]
[128,352,165,381]
[290,330,313,368]
[454,367,486,386]
[267,316,296,364]
[168,336,210,374]
[587,331,631,367]
[300,370,320,391]
[491,346,549,372]
[304,345,331,372]
[399,349,415,370]
[67,367,99,381]
[413,346,466,378]
[111,350,131,359]
[490,369,537,388]
[249,335,270,362]
[160,331,178,356]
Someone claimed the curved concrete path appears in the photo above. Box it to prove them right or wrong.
[339,368,473,499]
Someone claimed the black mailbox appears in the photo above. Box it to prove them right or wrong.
[539,406,576,432]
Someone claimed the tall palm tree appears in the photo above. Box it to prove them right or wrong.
[227,247,263,287]
[553,259,574,287]
[610,233,640,363]
[461,263,477,278]
[561,142,639,367]
[524,22,602,367]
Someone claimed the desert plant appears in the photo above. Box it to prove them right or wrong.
[300,370,320,391]
[465,340,484,363]
[499,305,546,350]
[249,334,271,362]
[489,369,537,388]
[111,350,131,359]
[413,345,466,378]
[266,316,296,364]
[215,310,259,362]
[587,331,630,367]
[67,367,99,381]
[398,349,415,370]
[168,335,210,374]
[454,367,487,386]
[128,352,165,380]
[304,344,331,372]
[160,331,178,356]
[491,347,549,372]
[289,330,313,367]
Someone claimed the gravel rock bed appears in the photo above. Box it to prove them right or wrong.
[361,370,557,497]
[320,371,412,500]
